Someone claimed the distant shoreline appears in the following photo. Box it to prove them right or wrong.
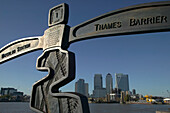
[89,102,170,105]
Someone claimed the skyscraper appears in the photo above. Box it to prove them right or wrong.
[75,79,85,95]
[92,74,106,98]
[94,74,102,89]
[106,73,113,94]
[132,89,136,95]
[115,73,129,91]
[75,79,89,97]
[85,83,89,97]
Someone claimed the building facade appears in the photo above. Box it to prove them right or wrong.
[75,79,89,97]
[92,88,106,98]
[85,83,89,97]
[132,89,136,95]
[1,87,17,95]
[92,74,106,98]
[94,74,102,90]
[75,79,85,95]
[115,73,129,91]
[106,73,113,94]
[0,87,24,97]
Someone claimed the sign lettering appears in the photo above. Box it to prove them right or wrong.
[1,43,31,59]
[130,16,167,26]
[17,43,31,52]
[95,22,121,31]
[2,50,16,59]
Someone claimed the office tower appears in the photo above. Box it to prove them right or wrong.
[0,87,24,96]
[115,73,129,91]
[1,87,17,95]
[92,74,106,98]
[75,79,89,97]
[132,89,136,95]
[92,88,107,98]
[85,83,89,97]
[106,73,113,94]
[75,79,85,95]
[94,74,102,89]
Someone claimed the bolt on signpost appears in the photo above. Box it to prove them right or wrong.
[0,1,170,113]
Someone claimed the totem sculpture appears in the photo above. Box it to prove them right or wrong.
[0,1,170,113]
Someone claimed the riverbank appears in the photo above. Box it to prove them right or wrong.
[90,101,170,105]
[126,101,170,105]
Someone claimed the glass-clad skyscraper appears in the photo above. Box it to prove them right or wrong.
[94,74,102,89]
[75,79,85,95]
[115,73,129,91]
[92,74,106,98]
[106,73,113,94]
[75,79,89,97]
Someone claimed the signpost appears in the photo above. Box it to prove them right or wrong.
[0,1,170,113]
[69,1,170,43]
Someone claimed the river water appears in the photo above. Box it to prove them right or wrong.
[0,102,169,113]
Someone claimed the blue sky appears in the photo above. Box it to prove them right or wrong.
[0,0,170,97]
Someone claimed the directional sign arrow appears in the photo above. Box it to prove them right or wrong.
[0,36,43,64]
[69,1,170,44]
[0,24,69,64]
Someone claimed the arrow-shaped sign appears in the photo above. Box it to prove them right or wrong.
[69,1,170,43]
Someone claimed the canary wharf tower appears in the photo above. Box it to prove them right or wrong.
[94,74,102,89]
[106,73,113,94]
[115,73,129,91]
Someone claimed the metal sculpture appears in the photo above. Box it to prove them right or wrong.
[0,1,170,113]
